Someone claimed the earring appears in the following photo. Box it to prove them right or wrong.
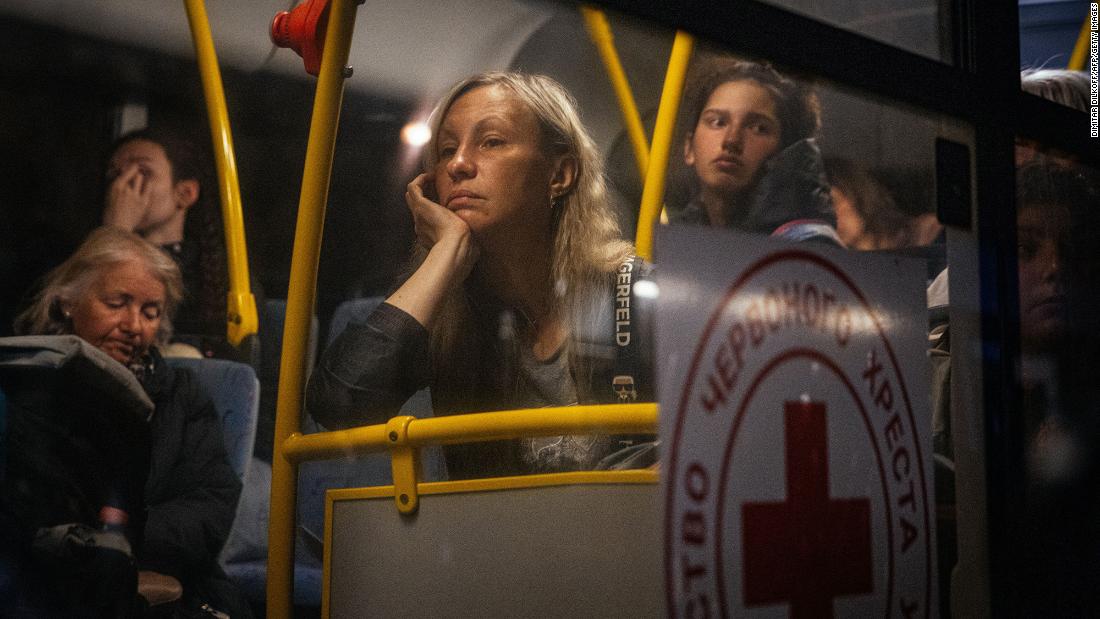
[63,310,72,319]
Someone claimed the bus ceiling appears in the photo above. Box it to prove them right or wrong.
[0,0,555,103]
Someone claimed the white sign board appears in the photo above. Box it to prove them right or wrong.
[658,226,936,618]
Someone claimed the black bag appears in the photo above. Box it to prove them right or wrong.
[0,336,152,617]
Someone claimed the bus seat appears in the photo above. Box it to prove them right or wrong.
[219,453,443,610]
[221,458,325,609]
[217,298,450,609]
[165,358,259,483]
[254,298,319,461]
[261,298,320,380]
[218,451,445,611]
[220,295,444,609]
[326,474,661,616]
[160,358,268,606]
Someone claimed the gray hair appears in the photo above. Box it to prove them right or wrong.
[1021,69,1090,113]
[14,226,184,345]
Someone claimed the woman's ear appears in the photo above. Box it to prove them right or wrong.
[683,133,696,166]
[173,179,200,211]
[549,154,577,199]
[56,298,74,322]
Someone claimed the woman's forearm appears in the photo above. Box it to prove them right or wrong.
[386,234,476,329]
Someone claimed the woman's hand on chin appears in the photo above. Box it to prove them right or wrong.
[407,173,465,245]
[386,174,481,328]
[406,173,479,275]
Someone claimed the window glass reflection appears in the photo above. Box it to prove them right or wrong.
[313,4,974,616]
[660,47,949,279]
[1007,152,1100,613]
[757,0,950,62]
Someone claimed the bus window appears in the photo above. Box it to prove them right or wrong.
[1001,152,1099,614]
[650,42,977,617]
[299,3,978,613]
[3,0,1086,616]
[661,44,956,260]
[750,0,951,62]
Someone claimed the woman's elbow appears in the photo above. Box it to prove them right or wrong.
[304,370,353,430]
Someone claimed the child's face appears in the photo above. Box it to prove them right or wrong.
[684,79,782,203]
[1017,204,1069,350]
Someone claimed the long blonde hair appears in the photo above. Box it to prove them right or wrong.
[419,72,633,409]
[15,226,184,345]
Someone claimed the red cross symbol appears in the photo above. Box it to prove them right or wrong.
[742,401,873,618]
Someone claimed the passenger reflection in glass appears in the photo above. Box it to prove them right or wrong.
[673,56,840,245]
[825,158,942,251]
[930,162,1099,464]
[928,161,1100,613]
[308,73,655,479]
[1005,160,1100,615]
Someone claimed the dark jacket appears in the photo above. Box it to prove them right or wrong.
[138,348,250,617]
[0,339,249,617]
[673,138,841,245]
[307,259,655,479]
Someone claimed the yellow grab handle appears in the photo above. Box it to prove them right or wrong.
[581,5,650,181]
[266,0,361,616]
[1067,11,1091,71]
[636,31,694,261]
[182,0,258,346]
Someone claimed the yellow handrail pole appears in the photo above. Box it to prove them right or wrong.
[580,5,649,180]
[580,6,670,226]
[280,403,658,463]
[1067,11,1091,70]
[635,31,694,261]
[410,403,657,445]
[266,0,360,616]
[182,0,258,346]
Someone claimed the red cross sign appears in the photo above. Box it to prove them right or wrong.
[742,401,873,618]
[659,233,935,619]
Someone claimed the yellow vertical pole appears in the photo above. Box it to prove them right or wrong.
[181,0,258,347]
[580,5,650,181]
[266,0,360,616]
[1067,12,1091,70]
[635,31,694,261]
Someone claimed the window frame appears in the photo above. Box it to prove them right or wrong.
[594,0,1094,615]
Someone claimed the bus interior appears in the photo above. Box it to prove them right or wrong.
[0,0,1097,617]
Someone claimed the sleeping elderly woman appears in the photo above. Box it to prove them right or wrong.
[307,72,655,479]
[13,226,250,617]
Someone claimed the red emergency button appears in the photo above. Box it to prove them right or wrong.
[270,0,330,76]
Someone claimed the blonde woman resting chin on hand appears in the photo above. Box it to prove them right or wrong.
[308,72,656,479]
